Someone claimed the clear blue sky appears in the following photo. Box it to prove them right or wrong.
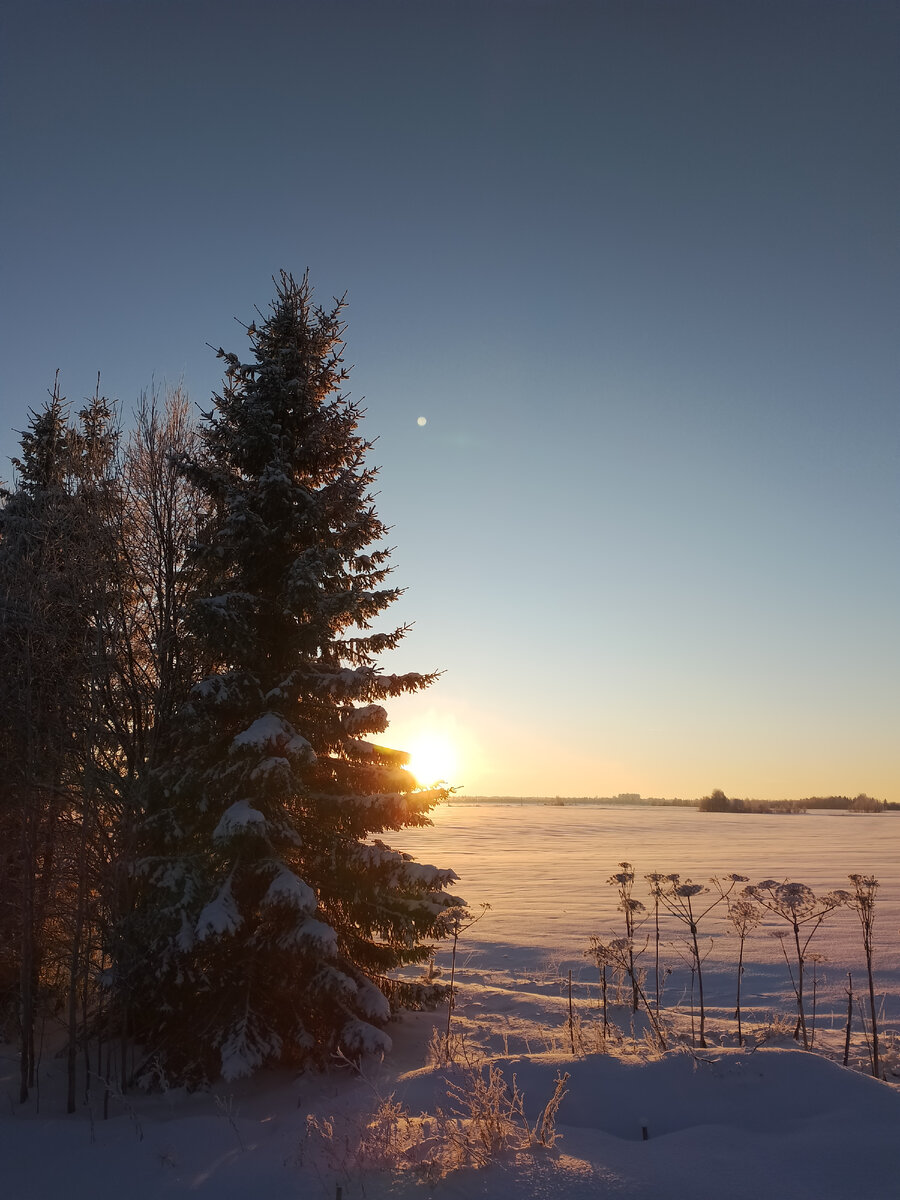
[3,0,898,799]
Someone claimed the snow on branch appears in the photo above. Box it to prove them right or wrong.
[283,916,338,954]
[249,755,293,787]
[230,712,315,763]
[219,1015,282,1082]
[312,963,360,1001]
[260,863,316,912]
[299,663,437,702]
[314,786,445,811]
[339,1019,392,1058]
[339,704,389,736]
[212,799,269,842]
[195,875,242,940]
[354,840,459,889]
[343,740,411,767]
[189,670,261,709]
[195,591,257,619]
[354,978,392,1023]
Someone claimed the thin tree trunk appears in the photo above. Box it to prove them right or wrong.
[843,973,853,1067]
[567,969,575,1054]
[600,965,608,1034]
[444,923,460,1058]
[18,811,35,1104]
[865,942,880,1078]
[792,921,808,1048]
[690,921,706,1048]
[735,938,745,1047]
[67,807,90,1114]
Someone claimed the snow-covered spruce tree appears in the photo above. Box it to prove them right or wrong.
[130,272,461,1085]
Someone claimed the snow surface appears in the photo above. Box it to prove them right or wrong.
[402,804,900,1025]
[2,804,899,1199]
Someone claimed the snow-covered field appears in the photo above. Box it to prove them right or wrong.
[3,804,899,1199]
[404,803,900,1025]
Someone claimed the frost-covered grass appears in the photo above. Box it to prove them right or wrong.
[2,804,899,1199]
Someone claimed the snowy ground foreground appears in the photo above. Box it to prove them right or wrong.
[3,804,900,1200]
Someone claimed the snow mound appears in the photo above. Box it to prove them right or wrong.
[490,1047,900,1141]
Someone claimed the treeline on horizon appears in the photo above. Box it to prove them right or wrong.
[697,789,893,813]
[451,795,695,806]
[453,792,896,811]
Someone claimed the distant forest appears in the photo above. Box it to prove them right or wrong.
[452,792,896,812]
[696,789,894,813]
[451,795,695,807]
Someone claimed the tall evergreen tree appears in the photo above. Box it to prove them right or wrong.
[0,380,122,1104]
[0,388,76,1097]
[131,272,460,1084]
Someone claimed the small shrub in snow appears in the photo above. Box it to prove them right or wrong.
[356,1094,423,1170]
[301,1061,569,1182]
[644,871,666,1016]
[587,936,667,1051]
[651,873,743,1048]
[428,1024,486,1070]
[846,874,881,1077]
[742,880,846,1049]
[440,902,490,1062]
[607,863,646,1012]
[213,1092,245,1151]
[723,894,761,1047]
[429,1063,569,1172]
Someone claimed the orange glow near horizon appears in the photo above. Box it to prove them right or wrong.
[406,730,459,788]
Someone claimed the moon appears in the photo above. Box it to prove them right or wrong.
[417,416,427,426]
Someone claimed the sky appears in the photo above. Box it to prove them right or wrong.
[2,0,898,800]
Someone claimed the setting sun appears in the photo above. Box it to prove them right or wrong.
[406,730,458,787]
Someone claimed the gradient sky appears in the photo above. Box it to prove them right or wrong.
[2,0,898,799]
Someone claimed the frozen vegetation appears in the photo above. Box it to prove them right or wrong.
[3,805,899,1199]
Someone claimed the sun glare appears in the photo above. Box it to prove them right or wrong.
[406,731,458,788]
